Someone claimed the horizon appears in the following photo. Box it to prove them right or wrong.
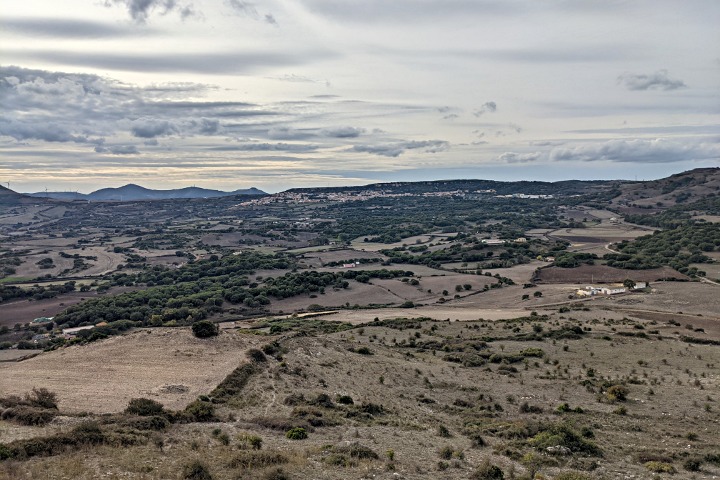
[2,1,719,194]
[9,165,717,196]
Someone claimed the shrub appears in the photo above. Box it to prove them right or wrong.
[125,397,165,416]
[554,472,593,480]
[285,427,307,440]
[644,461,676,473]
[471,459,504,479]
[529,423,601,456]
[336,395,354,405]
[1,406,57,426]
[0,443,12,460]
[182,460,213,479]
[192,320,219,338]
[185,399,216,422]
[333,443,379,459]
[229,451,288,469]
[123,415,169,431]
[247,348,267,363]
[438,445,454,460]
[605,385,629,402]
[25,388,58,409]
[683,458,702,472]
[437,425,451,437]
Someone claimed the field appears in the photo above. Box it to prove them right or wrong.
[535,265,689,284]
[0,328,260,413]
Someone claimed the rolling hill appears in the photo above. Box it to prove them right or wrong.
[29,184,266,201]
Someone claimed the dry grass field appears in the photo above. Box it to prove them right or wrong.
[0,328,261,413]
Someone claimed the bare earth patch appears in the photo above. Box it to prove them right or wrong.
[0,328,260,413]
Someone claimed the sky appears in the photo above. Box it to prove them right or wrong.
[1,0,719,193]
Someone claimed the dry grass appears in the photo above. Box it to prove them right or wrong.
[0,328,262,413]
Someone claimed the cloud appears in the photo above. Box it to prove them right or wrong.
[473,101,497,117]
[0,120,102,144]
[498,152,541,163]
[227,0,258,16]
[617,70,686,91]
[130,118,177,138]
[351,140,449,157]
[267,127,314,140]
[227,0,277,25]
[17,49,336,75]
[197,118,220,134]
[265,13,278,25]
[104,0,198,24]
[95,145,140,155]
[1,17,150,38]
[211,143,319,153]
[549,138,719,163]
[321,126,364,138]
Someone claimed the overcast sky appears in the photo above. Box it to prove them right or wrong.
[1,0,719,193]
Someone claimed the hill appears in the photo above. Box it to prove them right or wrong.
[612,167,720,210]
[29,184,266,201]
[0,185,40,205]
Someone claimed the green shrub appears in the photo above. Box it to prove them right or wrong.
[336,394,354,405]
[185,400,216,422]
[0,443,12,460]
[285,427,307,440]
[529,423,601,456]
[125,397,165,416]
[192,321,219,338]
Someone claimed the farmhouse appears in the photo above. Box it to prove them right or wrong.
[576,284,626,296]
[62,325,95,337]
[601,285,626,295]
[481,239,505,246]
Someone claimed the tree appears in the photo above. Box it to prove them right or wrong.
[192,320,219,338]
[623,279,636,289]
[533,291,543,298]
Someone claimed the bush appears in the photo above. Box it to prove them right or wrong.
[182,460,213,479]
[125,397,165,416]
[229,451,288,469]
[192,320,219,338]
[285,427,307,440]
[529,423,601,456]
[1,406,57,426]
[0,443,12,460]
[25,388,58,409]
[683,458,702,472]
[644,461,676,473]
[554,472,593,480]
[605,385,628,402]
[336,395,354,405]
[185,399,216,422]
[471,459,504,479]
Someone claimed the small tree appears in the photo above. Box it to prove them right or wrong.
[623,279,636,289]
[192,321,219,338]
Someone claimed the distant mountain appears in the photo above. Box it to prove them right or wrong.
[28,184,266,201]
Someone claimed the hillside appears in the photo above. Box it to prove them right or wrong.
[612,167,720,211]
[0,185,39,205]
